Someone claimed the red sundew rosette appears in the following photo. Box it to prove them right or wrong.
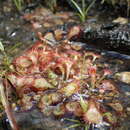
[13,55,33,74]
[20,94,34,110]
[38,47,59,72]
[7,73,28,89]
[107,102,124,116]
[23,75,35,87]
[30,40,52,53]
[31,76,55,92]
[38,94,52,110]
[12,41,44,74]
[65,49,82,61]
[53,103,66,117]
[29,41,46,51]
[8,72,54,95]
[40,106,53,116]
[7,73,35,95]
[43,32,56,44]
[60,43,72,50]
[52,63,66,80]
[81,58,93,76]
[84,52,101,62]
[25,48,39,65]
[58,80,81,97]
[65,101,83,117]
[39,92,63,110]
[88,65,97,88]
[56,56,76,80]
[98,80,118,94]
[39,55,55,72]
[67,26,82,40]
[88,66,97,76]
[49,92,63,105]
[13,56,33,68]
[54,29,66,41]
[27,65,40,74]
[83,99,103,124]
[103,69,112,76]
[17,77,35,97]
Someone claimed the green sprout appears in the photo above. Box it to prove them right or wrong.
[0,41,22,77]
[64,118,90,130]
[13,0,24,11]
[70,0,96,22]
[79,94,88,113]
[0,41,13,77]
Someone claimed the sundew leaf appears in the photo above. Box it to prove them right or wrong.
[0,41,4,52]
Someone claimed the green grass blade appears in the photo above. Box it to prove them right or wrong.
[0,78,19,130]
[13,0,23,11]
[85,0,96,15]
[101,0,105,4]
[67,123,81,129]
[7,42,22,54]
[85,126,88,130]
[85,124,90,130]
[82,0,86,14]
[64,118,81,123]
[77,13,85,22]
[79,95,88,112]
[0,41,4,52]
[70,0,84,17]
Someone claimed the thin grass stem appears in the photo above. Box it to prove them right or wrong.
[0,78,19,130]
